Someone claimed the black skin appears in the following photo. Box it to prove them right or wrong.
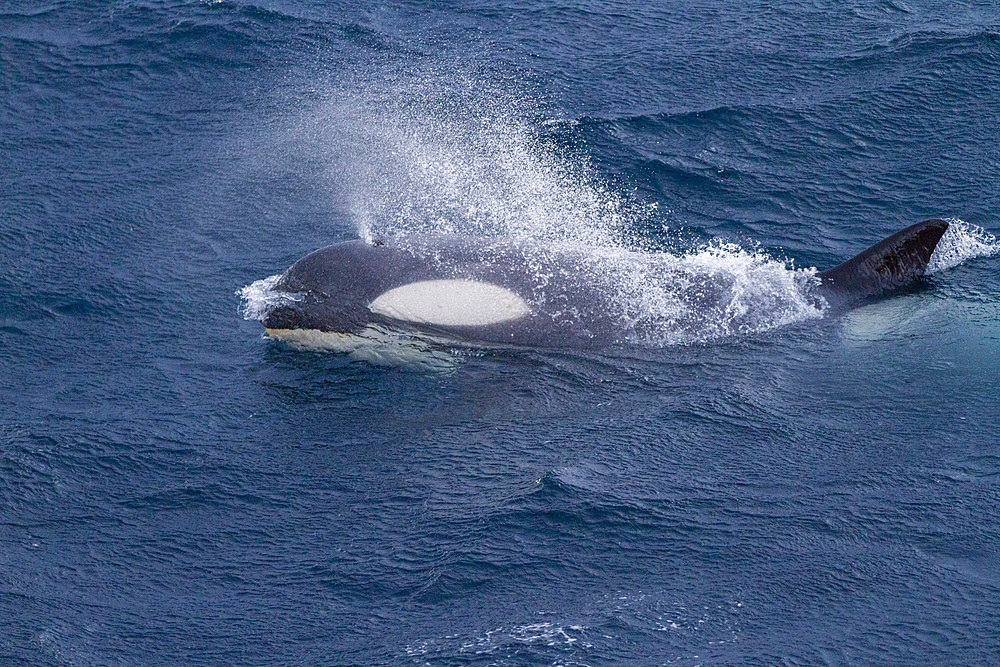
[261,220,949,349]
[817,218,948,305]
[263,236,615,347]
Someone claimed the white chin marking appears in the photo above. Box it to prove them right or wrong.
[369,279,530,327]
[265,327,367,352]
[264,326,457,371]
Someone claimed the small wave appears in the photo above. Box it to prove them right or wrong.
[404,619,591,662]
[401,593,744,664]
[927,218,1000,273]
[836,29,999,66]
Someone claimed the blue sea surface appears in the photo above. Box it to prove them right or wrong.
[3,1,1000,664]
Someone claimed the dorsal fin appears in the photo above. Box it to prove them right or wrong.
[818,219,948,300]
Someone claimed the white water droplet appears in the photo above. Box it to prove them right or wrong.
[927,218,1000,273]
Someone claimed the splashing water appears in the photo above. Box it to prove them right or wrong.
[325,67,645,250]
[238,274,298,321]
[624,243,824,345]
[514,241,827,346]
[243,69,994,348]
[278,68,825,345]
[927,218,1000,273]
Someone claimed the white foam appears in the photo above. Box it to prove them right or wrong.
[621,242,825,345]
[237,274,299,321]
[537,241,825,346]
[927,218,1000,273]
[451,621,590,656]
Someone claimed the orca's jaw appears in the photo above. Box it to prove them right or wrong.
[260,290,368,334]
[262,303,306,331]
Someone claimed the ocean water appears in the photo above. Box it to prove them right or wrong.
[2,1,1000,664]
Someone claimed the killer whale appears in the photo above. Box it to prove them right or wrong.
[257,219,948,349]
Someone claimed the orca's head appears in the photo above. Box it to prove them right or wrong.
[261,292,348,335]
[261,241,380,334]
[261,301,312,331]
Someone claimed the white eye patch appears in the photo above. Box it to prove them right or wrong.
[369,279,530,327]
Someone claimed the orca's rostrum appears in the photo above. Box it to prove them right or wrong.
[256,219,949,350]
